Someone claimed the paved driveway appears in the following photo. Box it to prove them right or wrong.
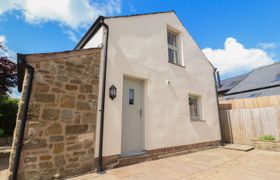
[68,148,280,180]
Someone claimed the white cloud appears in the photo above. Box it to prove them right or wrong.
[0,0,122,29]
[257,42,277,49]
[203,37,275,77]
[0,1,16,14]
[0,35,16,60]
[0,35,6,45]
[64,30,79,43]
[0,35,8,56]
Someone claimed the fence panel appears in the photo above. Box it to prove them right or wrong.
[219,95,280,144]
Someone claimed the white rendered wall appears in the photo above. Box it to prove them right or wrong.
[84,27,104,49]
[84,12,221,157]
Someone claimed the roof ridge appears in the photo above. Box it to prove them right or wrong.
[221,73,250,81]
[104,10,176,19]
[21,47,100,56]
[252,61,280,71]
[221,61,279,81]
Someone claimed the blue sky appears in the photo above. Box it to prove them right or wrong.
[0,0,279,90]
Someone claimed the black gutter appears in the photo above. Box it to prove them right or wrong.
[224,84,280,96]
[97,19,109,172]
[12,55,34,180]
[73,15,108,172]
[213,68,223,145]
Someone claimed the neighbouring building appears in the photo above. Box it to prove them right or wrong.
[216,72,249,97]
[218,62,280,100]
[8,11,221,180]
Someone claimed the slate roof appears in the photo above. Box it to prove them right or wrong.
[226,62,280,93]
[222,62,280,99]
[218,73,249,93]
[224,86,280,100]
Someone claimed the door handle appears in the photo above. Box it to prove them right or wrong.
[140,109,142,118]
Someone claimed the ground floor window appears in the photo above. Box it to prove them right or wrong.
[189,95,201,121]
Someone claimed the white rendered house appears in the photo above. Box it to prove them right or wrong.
[75,10,221,168]
[8,11,222,180]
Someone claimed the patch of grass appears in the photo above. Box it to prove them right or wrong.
[258,135,275,142]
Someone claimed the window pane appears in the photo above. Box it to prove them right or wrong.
[168,48,178,64]
[168,32,177,46]
[189,96,200,120]
[167,30,180,65]
[174,50,178,64]
[168,48,174,63]
[129,89,134,105]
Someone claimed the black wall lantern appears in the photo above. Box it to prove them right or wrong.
[109,85,117,100]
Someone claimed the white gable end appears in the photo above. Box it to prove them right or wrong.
[82,12,221,157]
[84,26,104,49]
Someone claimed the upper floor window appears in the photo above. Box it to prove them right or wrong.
[167,30,180,65]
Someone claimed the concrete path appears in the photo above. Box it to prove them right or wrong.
[0,146,10,179]
[0,156,9,179]
[68,148,280,180]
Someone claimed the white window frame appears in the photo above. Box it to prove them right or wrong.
[188,95,202,121]
[167,29,181,65]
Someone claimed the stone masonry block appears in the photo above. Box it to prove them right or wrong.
[42,108,59,121]
[65,125,88,135]
[60,95,76,108]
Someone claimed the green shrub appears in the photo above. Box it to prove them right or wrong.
[0,96,19,137]
[0,128,4,137]
[258,134,275,141]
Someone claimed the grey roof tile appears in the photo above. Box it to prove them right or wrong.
[218,73,249,92]
[224,86,280,100]
[225,62,280,94]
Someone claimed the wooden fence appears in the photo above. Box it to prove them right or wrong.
[219,95,280,144]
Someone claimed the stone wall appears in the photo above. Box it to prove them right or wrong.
[8,48,101,180]
[252,139,280,152]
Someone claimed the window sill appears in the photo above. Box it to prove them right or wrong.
[191,119,206,122]
[168,62,185,68]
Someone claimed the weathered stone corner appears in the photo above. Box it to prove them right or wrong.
[8,48,101,180]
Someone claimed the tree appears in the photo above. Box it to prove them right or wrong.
[0,42,18,137]
[0,50,17,96]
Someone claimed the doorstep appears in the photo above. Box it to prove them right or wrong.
[116,153,152,168]
[222,144,254,151]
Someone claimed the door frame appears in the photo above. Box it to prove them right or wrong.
[121,76,145,156]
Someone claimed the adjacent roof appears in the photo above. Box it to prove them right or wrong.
[224,86,280,100]
[218,73,249,93]
[222,62,280,99]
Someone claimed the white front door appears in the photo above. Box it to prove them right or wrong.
[122,77,144,156]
